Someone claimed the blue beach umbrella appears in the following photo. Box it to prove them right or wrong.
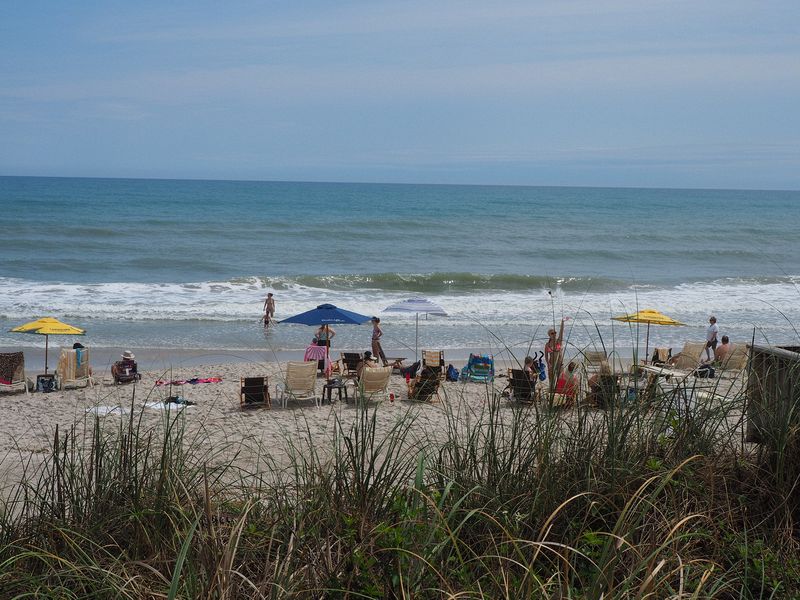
[383,297,448,360]
[280,303,372,364]
[280,303,372,327]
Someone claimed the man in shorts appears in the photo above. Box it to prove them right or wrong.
[705,315,719,362]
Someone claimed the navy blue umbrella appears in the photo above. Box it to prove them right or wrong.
[280,304,372,372]
[280,303,372,326]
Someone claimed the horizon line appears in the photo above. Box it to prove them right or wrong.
[0,173,798,194]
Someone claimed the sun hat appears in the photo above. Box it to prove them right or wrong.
[122,350,135,360]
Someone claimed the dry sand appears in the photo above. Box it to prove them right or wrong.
[0,357,746,498]
[0,360,501,495]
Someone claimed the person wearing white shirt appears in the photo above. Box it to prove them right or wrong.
[706,315,719,354]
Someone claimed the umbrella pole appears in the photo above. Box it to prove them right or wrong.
[415,313,419,362]
[325,325,331,377]
[44,334,49,374]
[644,323,650,364]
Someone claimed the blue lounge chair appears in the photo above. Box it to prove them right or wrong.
[460,353,494,383]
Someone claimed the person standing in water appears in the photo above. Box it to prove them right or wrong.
[263,292,275,327]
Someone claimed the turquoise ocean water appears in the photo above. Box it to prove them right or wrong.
[1,176,798,366]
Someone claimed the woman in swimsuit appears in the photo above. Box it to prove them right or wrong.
[544,317,567,385]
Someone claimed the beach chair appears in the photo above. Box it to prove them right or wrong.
[460,353,494,383]
[0,351,29,395]
[239,376,270,408]
[340,352,362,379]
[650,347,671,366]
[506,368,535,403]
[717,345,750,384]
[354,366,392,404]
[671,342,708,371]
[408,368,441,402]
[113,359,141,384]
[276,361,318,408]
[587,374,620,408]
[55,347,93,390]
[422,350,446,379]
[581,350,607,374]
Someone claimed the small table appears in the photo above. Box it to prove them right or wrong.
[322,380,348,405]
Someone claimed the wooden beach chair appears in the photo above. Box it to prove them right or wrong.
[0,351,29,395]
[276,361,318,408]
[55,347,93,390]
[239,376,270,409]
[422,350,446,379]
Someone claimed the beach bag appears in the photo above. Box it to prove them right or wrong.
[693,365,715,378]
[446,364,459,382]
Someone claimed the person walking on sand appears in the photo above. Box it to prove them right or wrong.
[371,317,388,366]
[544,317,568,385]
[263,292,275,327]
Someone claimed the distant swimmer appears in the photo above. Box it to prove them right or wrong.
[263,292,275,327]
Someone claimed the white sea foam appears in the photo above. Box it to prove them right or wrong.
[2,275,799,335]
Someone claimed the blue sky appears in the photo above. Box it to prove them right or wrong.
[1,1,799,188]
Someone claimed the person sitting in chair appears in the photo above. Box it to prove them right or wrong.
[555,361,578,399]
[408,365,440,401]
[356,351,378,379]
[587,361,618,408]
[112,350,141,384]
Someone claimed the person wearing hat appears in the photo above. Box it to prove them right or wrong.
[370,317,388,366]
[112,350,140,383]
[356,350,378,379]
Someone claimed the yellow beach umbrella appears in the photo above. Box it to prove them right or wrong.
[10,317,86,374]
[611,309,685,361]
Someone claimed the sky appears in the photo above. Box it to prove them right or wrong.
[1,1,799,189]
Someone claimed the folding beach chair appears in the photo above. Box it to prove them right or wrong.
[581,350,608,375]
[113,359,141,384]
[408,368,441,402]
[506,368,536,403]
[276,361,318,408]
[422,350,446,379]
[240,376,270,408]
[339,352,362,379]
[56,347,93,390]
[460,353,494,383]
[0,352,29,395]
[353,366,392,404]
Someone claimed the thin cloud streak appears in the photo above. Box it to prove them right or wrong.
[3,52,798,106]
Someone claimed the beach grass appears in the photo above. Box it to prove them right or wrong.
[1,352,799,598]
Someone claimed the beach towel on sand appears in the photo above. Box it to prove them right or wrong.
[155,377,222,386]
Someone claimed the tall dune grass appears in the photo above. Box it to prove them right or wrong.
[1,347,799,598]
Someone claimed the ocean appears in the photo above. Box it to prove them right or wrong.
[1,176,798,367]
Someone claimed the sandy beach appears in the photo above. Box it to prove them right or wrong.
[0,357,503,494]
[0,347,748,498]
